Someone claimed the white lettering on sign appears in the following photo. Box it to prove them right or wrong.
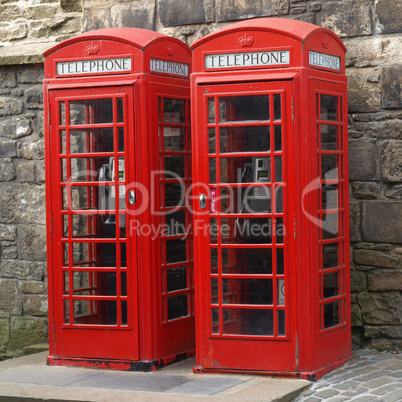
[205,50,290,69]
[150,58,189,77]
[56,58,132,76]
[309,51,340,71]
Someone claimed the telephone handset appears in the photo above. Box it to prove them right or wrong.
[99,157,126,227]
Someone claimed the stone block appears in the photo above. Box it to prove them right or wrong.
[344,36,402,68]
[291,13,316,24]
[375,0,402,34]
[354,120,402,140]
[386,184,402,199]
[381,141,402,182]
[17,225,47,261]
[350,268,367,293]
[23,5,58,20]
[0,279,22,315]
[17,161,35,183]
[18,281,45,294]
[0,224,17,241]
[349,201,361,242]
[60,0,82,12]
[2,246,17,259]
[357,291,402,325]
[368,269,402,291]
[365,325,402,339]
[354,249,398,268]
[7,22,28,41]
[160,0,210,25]
[0,139,16,157]
[9,316,48,350]
[348,140,379,181]
[368,338,402,351]
[351,303,363,326]
[0,260,45,281]
[0,116,33,139]
[23,294,48,316]
[307,2,321,12]
[382,67,402,109]
[362,201,402,243]
[0,183,46,225]
[352,182,379,199]
[347,69,381,113]
[19,139,44,160]
[111,2,155,30]
[322,0,373,38]
[18,66,44,85]
[0,315,9,349]
[355,242,392,251]
[26,86,43,110]
[35,160,45,183]
[0,161,16,182]
[0,69,17,88]
[83,7,111,31]
[0,96,24,117]
[0,5,20,20]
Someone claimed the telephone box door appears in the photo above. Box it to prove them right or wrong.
[193,80,297,372]
[48,85,139,360]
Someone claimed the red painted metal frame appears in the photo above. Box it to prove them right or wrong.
[190,18,351,380]
[43,28,194,370]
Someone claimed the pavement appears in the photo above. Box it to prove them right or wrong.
[0,349,400,401]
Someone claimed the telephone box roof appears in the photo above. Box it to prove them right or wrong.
[44,27,190,57]
[191,18,346,52]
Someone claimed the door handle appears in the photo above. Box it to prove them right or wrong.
[199,194,207,209]
[128,190,136,205]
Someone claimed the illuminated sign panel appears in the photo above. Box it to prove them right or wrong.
[309,51,340,71]
[56,57,132,76]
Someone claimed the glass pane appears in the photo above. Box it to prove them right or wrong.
[168,294,188,320]
[64,300,70,323]
[166,210,186,235]
[274,94,281,121]
[322,213,339,240]
[219,96,270,122]
[220,127,270,153]
[277,278,285,305]
[322,184,338,210]
[164,155,185,178]
[275,156,282,182]
[167,267,187,292]
[323,243,339,269]
[222,278,273,305]
[324,300,340,329]
[210,248,218,272]
[220,248,273,275]
[277,248,284,274]
[59,101,66,125]
[211,277,218,303]
[278,310,286,336]
[163,98,185,123]
[209,128,216,153]
[69,156,110,182]
[165,183,185,207]
[69,99,113,125]
[222,308,274,336]
[320,95,338,121]
[164,127,184,150]
[210,218,218,244]
[63,243,69,265]
[60,130,66,154]
[209,158,216,183]
[73,300,117,325]
[166,239,186,263]
[117,98,124,122]
[69,128,115,154]
[321,125,339,150]
[208,98,215,124]
[211,308,219,334]
[323,271,340,299]
[321,155,338,180]
[274,125,282,151]
[276,218,284,244]
[70,186,97,210]
[220,218,273,245]
[275,186,283,213]
[220,156,271,184]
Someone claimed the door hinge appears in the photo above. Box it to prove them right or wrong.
[294,215,297,239]
[292,96,295,121]
[50,211,54,234]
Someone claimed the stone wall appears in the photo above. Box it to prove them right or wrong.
[0,0,401,356]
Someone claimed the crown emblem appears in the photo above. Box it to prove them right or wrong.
[86,42,100,55]
[239,33,254,47]
[166,45,174,56]
[322,36,329,49]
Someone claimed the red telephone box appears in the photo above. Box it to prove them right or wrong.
[43,28,194,370]
[191,18,351,380]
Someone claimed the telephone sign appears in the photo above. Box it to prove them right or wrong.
[191,18,351,380]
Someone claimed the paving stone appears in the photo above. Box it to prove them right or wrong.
[364,377,394,388]
[371,382,401,396]
[314,389,340,398]
[351,397,377,402]
[382,389,402,402]
[342,387,370,397]
[333,380,360,390]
